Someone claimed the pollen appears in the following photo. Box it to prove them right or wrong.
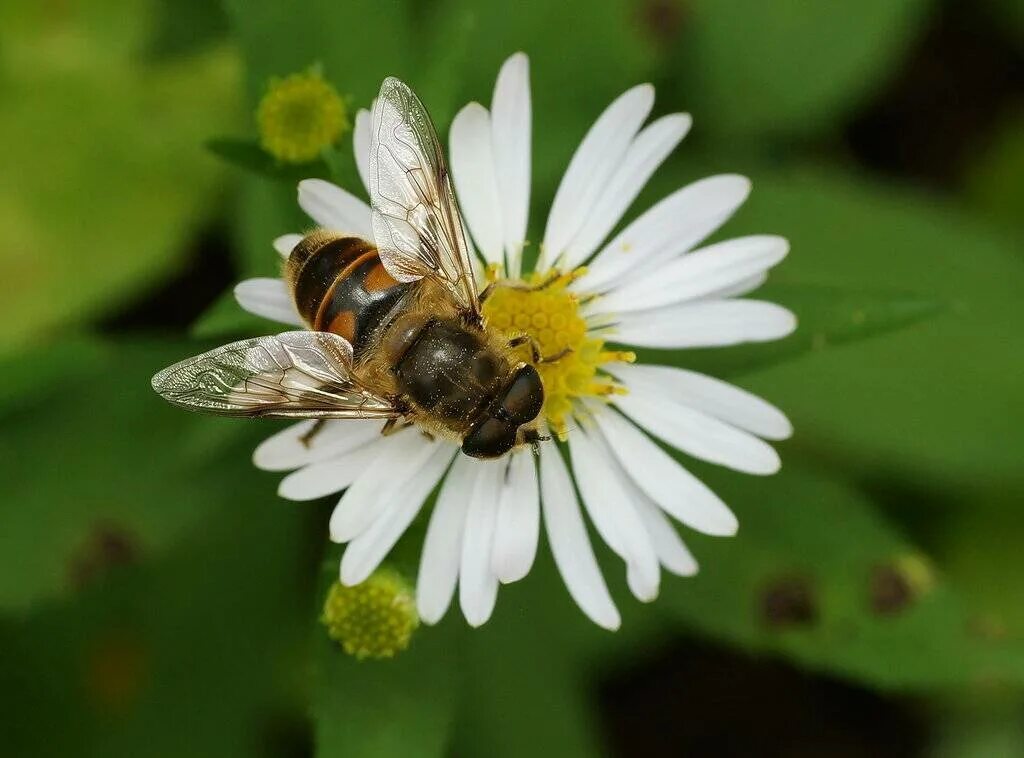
[257,69,348,164]
[320,569,418,660]
[482,269,635,438]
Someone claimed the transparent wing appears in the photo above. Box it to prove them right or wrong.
[369,76,481,317]
[151,331,400,419]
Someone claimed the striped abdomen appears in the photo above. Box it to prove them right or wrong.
[286,231,414,356]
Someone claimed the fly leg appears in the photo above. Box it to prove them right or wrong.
[506,335,573,364]
[478,263,505,304]
[381,417,415,436]
[522,427,550,455]
[526,270,565,293]
[299,420,326,449]
[479,264,569,305]
[506,334,542,363]
[479,269,562,304]
[539,347,573,363]
[478,281,498,304]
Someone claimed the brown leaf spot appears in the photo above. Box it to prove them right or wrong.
[869,554,935,617]
[760,574,818,629]
[638,0,688,49]
[68,521,140,589]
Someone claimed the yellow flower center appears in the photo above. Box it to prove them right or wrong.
[257,69,348,164]
[482,268,634,438]
[320,570,418,660]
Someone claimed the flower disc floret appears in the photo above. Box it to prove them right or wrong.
[482,269,634,437]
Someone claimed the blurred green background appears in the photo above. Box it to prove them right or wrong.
[1,0,1022,755]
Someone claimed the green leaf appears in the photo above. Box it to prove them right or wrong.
[319,145,348,186]
[145,0,229,60]
[206,137,331,184]
[932,485,1024,639]
[657,461,1024,690]
[675,0,934,140]
[435,548,666,757]
[0,441,317,757]
[0,336,108,415]
[224,0,415,109]
[0,0,241,357]
[625,282,945,379]
[0,337,269,612]
[312,551,457,758]
[456,628,603,758]
[232,177,310,279]
[190,288,281,340]
[410,4,481,127]
[965,113,1024,233]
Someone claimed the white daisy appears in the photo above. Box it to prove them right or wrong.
[238,53,796,631]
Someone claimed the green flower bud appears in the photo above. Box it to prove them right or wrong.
[257,69,347,164]
[320,569,419,660]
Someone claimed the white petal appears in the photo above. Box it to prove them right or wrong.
[339,444,453,586]
[606,434,699,576]
[297,179,372,238]
[233,278,303,326]
[702,272,767,300]
[491,450,540,583]
[541,84,655,269]
[538,443,620,630]
[491,52,531,276]
[273,233,303,259]
[417,455,477,625]
[568,429,660,602]
[450,103,504,264]
[633,494,698,576]
[610,299,797,349]
[590,235,788,315]
[277,437,389,501]
[328,431,434,543]
[353,108,372,194]
[254,420,317,471]
[576,175,751,293]
[591,408,737,536]
[562,114,691,270]
[605,363,792,440]
[459,460,503,627]
[615,391,781,475]
[253,419,385,472]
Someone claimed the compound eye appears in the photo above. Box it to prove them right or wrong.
[501,364,544,425]
[461,417,518,459]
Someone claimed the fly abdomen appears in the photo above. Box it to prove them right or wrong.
[287,231,414,356]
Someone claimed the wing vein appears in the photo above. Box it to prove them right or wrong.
[368,77,481,317]
[151,332,400,420]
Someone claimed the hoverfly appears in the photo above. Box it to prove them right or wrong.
[152,77,546,458]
